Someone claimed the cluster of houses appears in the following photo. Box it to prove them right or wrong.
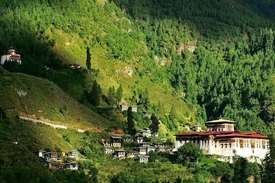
[120,104,152,118]
[102,128,173,163]
[33,150,79,170]
[101,117,270,165]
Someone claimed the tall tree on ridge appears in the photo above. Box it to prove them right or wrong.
[86,47,91,70]
[127,107,136,135]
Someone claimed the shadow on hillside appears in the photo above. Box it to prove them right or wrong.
[111,0,275,39]
[0,3,91,100]
[241,0,275,19]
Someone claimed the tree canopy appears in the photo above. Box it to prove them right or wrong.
[176,142,203,166]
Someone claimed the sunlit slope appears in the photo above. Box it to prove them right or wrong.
[0,67,110,131]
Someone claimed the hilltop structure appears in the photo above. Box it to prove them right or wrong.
[174,118,269,163]
[1,48,21,65]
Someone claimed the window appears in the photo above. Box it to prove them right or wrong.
[240,140,243,148]
[251,140,255,148]
[263,141,266,149]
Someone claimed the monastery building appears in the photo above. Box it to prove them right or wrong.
[174,118,269,163]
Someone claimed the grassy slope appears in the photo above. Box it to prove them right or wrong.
[0,67,113,131]
[0,118,72,152]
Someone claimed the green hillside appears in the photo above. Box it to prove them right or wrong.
[0,0,275,137]
[1,0,275,182]
[0,67,114,131]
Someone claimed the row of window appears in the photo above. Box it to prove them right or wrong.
[178,139,269,149]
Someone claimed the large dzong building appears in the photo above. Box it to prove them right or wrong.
[174,118,269,163]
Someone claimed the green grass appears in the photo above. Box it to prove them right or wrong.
[0,69,113,131]
[0,117,72,152]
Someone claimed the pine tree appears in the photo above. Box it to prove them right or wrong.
[115,85,123,104]
[89,80,101,106]
[86,47,91,70]
[127,107,136,135]
[149,113,159,134]
[107,86,116,106]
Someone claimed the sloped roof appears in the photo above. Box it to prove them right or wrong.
[175,131,268,139]
[205,118,236,124]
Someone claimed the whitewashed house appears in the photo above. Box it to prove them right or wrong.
[137,155,149,163]
[67,150,79,159]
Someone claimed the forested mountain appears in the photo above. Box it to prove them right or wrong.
[1,0,275,134]
[1,0,275,182]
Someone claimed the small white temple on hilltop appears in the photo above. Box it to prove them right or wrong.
[1,48,21,65]
[174,118,269,164]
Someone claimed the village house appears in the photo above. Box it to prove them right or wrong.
[161,141,174,151]
[67,150,79,159]
[102,146,115,154]
[110,136,122,148]
[44,160,62,170]
[113,149,126,159]
[120,104,129,112]
[153,142,168,152]
[44,151,58,161]
[137,155,150,163]
[131,106,138,112]
[136,135,144,144]
[62,161,79,170]
[126,150,138,158]
[174,118,269,164]
[137,128,152,138]
[134,147,147,155]
[120,104,138,112]
[33,150,46,158]
[138,142,151,147]
[123,134,134,143]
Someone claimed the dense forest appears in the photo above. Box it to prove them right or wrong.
[1,0,275,182]
[1,0,275,134]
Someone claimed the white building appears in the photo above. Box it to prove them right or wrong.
[120,104,138,112]
[1,48,21,65]
[174,118,269,163]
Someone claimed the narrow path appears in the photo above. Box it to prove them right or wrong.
[19,116,68,129]
[19,116,94,133]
